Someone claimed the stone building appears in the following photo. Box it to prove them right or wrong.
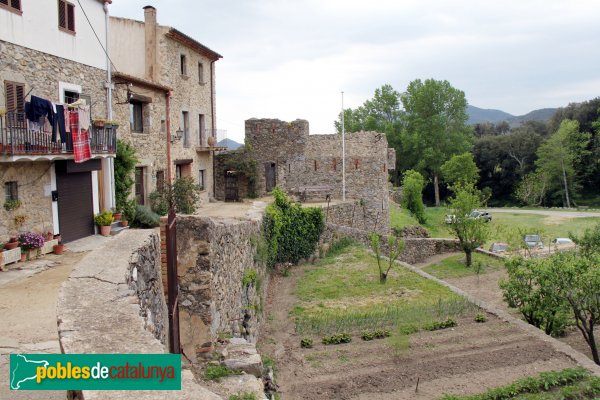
[0,0,116,242]
[109,6,223,206]
[216,118,396,232]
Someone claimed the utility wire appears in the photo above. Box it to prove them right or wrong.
[75,0,118,72]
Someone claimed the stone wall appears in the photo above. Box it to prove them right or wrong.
[213,149,253,201]
[0,161,53,242]
[172,212,269,362]
[0,40,107,120]
[320,223,460,265]
[318,201,387,233]
[57,230,222,399]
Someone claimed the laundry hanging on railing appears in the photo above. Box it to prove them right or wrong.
[68,103,92,163]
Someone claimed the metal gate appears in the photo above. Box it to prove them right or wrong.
[166,207,181,354]
[265,162,276,192]
[225,171,239,202]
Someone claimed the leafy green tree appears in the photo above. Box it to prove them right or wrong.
[401,170,426,224]
[441,152,479,191]
[535,119,590,207]
[500,256,570,336]
[368,232,405,284]
[115,140,138,211]
[515,171,549,206]
[570,221,600,255]
[447,185,490,267]
[400,79,473,205]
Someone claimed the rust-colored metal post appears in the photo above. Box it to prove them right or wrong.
[166,207,180,354]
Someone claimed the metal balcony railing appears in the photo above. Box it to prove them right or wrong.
[0,112,116,156]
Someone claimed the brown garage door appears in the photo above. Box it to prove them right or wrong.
[56,161,95,243]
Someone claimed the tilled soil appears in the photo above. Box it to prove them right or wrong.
[259,263,579,400]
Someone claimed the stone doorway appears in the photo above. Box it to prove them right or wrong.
[265,162,276,192]
[225,171,239,202]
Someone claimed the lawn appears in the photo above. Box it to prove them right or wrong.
[293,242,476,335]
[423,253,504,279]
[390,202,600,247]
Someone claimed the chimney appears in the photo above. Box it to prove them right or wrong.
[143,5,158,81]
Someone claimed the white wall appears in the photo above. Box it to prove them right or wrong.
[0,0,107,70]
[109,17,145,77]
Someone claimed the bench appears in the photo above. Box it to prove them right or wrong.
[295,185,332,202]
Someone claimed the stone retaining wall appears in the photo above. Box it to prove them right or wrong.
[320,201,388,233]
[173,211,269,362]
[321,223,460,264]
[57,230,222,399]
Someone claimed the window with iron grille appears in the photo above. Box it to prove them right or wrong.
[58,0,75,34]
[156,170,165,193]
[130,100,144,132]
[0,0,22,13]
[4,181,18,201]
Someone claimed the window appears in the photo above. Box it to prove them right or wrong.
[332,158,337,171]
[130,100,144,132]
[0,0,22,13]
[63,90,79,104]
[198,62,204,84]
[198,169,205,190]
[182,111,190,147]
[180,54,187,75]
[198,114,205,145]
[135,167,145,205]
[58,0,76,34]
[156,170,165,193]
[4,81,25,114]
[4,181,18,201]
[176,165,181,180]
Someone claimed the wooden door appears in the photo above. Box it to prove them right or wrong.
[265,162,276,192]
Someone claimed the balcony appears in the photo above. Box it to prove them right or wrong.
[0,112,116,161]
[196,129,228,152]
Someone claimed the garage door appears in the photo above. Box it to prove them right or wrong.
[56,161,95,243]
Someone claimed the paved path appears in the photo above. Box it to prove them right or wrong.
[487,208,600,218]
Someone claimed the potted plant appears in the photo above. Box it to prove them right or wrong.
[4,237,19,250]
[120,200,136,228]
[94,210,113,236]
[3,199,21,211]
[53,240,65,255]
[18,232,45,261]
[112,209,122,222]
[93,118,106,128]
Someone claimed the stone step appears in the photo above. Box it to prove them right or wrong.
[110,223,130,235]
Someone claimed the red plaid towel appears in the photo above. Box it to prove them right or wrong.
[69,110,91,163]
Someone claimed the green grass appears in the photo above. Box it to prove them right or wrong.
[203,365,241,381]
[228,394,257,400]
[440,367,600,400]
[294,244,476,334]
[423,253,504,279]
[390,203,600,248]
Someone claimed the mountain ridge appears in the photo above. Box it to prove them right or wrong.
[467,104,556,126]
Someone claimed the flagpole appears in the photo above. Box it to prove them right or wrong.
[341,91,346,202]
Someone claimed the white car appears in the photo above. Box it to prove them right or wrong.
[524,235,544,249]
[551,238,574,246]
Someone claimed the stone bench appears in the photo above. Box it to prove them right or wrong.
[295,185,332,202]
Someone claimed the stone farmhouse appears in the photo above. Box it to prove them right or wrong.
[216,118,396,233]
[0,0,116,243]
[109,6,223,206]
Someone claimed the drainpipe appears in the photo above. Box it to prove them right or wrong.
[210,60,216,198]
[166,90,172,185]
[103,0,115,210]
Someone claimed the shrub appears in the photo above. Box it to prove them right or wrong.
[361,329,391,341]
[228,393,256,400]
[115,140,138,211]
[3,199,21,211]
[322,332,351,345]
[122,200,137,222]
[18,232,45,251]
[149,190,169,216]
[132,205,160,228]
[204,365,241,381]
[401,170,426,224]
[263,187,324,268]
[300,338,313,348]
[474,313,487,323]
[242,269,257,287]
[172,176,202,214]
[94,210,113,226]
[424,318,457,331]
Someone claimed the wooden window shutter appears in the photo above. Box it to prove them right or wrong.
[5,81,24,113]
[67,2,75,32]
[58,0,66,29]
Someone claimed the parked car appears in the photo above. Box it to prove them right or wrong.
[489,242,509,253]
[524,234,544,249]
[551,237,574,246]
[470,210,492,222]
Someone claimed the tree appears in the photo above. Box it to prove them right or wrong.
[114,140,138,211]
[368,232,405,284]
[400,79,473,206]
[441,152,479,191]
[515,171,548,206]
[447,185,490,267]
[401,170,426,224]
[535,119,590,207]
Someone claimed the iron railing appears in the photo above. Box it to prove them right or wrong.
[0,112,116,156]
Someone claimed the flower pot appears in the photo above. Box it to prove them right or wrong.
[20,253,26,262]
[4,241,18,250]
[53,244,65,255]
[46,232,53,241]
[207,136,216,146]
[113,212,122,222]
[99,225,111,236]
[120,220,129,227]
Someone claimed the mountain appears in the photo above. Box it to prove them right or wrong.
[218,138,243,150]
[467,105,557,127]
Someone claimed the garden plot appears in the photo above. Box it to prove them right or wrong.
[259,244,579,400]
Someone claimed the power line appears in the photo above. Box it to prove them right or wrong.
[75,0,118,72]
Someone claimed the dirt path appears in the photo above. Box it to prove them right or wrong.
[487,208,600,217]
[0,251,85,400]
[259,261,579,400]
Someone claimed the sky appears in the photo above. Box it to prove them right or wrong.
[108,0,600,143]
